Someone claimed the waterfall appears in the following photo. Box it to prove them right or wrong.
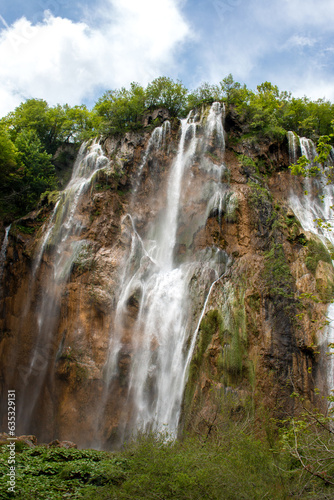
[32,200,60,276]
[299,137,317,162]
[288,132,334,401]
[33,140,109,277]
[19,140,109,427]
[133,120,170,195]
[157,113,197,269]
[287,131,299,164]
[206,101,225,150]
[0,224,11,287]
[103,103,230,442]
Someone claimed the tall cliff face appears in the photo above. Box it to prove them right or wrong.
[0,104,332,448]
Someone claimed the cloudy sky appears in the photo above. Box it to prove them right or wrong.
[0,0,333,116]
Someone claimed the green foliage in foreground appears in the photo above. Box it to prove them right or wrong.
[1,410,334,500]
[0,447,127,499]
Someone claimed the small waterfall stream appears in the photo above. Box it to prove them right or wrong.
[0,225,11,291]
[133,120,170,195]
[287,131,299,164]
[288,133,334,400]
[102,103,230,442]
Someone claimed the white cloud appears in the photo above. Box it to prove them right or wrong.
[287,34,317,48]
[0,0,191,116]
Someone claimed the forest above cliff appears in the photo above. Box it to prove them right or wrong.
[0,75,333,223]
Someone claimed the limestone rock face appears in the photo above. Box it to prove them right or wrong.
[316,261,334,303]
[0,107,331,447]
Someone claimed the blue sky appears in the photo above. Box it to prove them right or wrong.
[0,0,333,116]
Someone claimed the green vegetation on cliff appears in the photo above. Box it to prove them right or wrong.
[0,74,333,221]
[305,238,332,274]
[263,243,294,300]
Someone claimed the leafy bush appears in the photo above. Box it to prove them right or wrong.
[83,429,286,500]
[0,446,127,499]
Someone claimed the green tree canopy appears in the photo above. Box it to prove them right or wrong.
[0,127,19,189]
[145,77,188,116]
[187,82,222,110]
[94,83,146,134]
[14,129,57,210]
[2,99,97,154]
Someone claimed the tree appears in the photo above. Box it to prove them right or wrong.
[220,74,251,109]
[14,129,57,210]
[94,83,146,134]
[187,82,222,110]
[281,390,334,490]
[220,74,240,103]
[0,127,19,190]
[3,99,52,149]
[145,76,188,116]
[62,104,101,142]
[2,99,98,154]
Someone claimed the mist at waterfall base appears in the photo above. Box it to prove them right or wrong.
[288,132,334,401]
[1,103,235,448]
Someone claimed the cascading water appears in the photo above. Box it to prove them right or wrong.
[287,131,299,164]
[0,225,11,273]
[206,101,225,149]
[133,120,170,195]
[157,113,197,269]
[102,103,230,443]
[32,200,60,277]
[0,225,11,291]
[18,140,109,428]
[288,133,334,400]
